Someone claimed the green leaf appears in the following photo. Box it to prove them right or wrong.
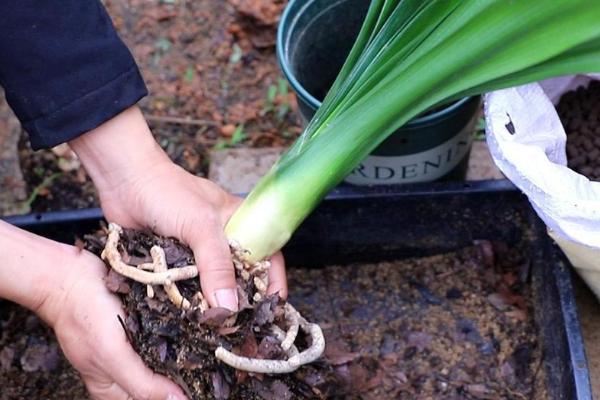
[214,140,228,150]
[22,172,62,210]
[184,66,194,83]
[277,78,288,96]
[154,37,172,52]
[229,44,243,64]
[230,125,246,145]
[267,84,277,104]
[33,166,45,178]
[277,104,290,121]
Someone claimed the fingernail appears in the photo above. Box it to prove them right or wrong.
[166,395,182,400]
[215,288,238,311]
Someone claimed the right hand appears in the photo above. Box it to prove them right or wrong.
[70,106,288,311]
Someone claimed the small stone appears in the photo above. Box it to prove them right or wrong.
[220,124,236,137]
[437,381,448,392]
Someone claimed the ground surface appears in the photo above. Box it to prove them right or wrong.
[0,300,89,400]
[0,93,27,216]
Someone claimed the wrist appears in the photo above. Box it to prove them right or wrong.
[0,221,75,325]
[69,106,171,198]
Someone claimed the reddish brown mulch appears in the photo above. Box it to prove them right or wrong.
[558,81,600,180]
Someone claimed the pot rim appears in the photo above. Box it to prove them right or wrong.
[276,0,472,127]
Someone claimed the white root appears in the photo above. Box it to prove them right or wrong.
[281,304,300,352]
[193,292,210,313]
[288,320,326,367]
[103,223,325,374]
[103,223,192,309]
[253,276,268,294]
[139,262,156,298]
[137,262,156,271]
[102,223,198,284]
[215,302,325,373]
[151,246,191,310]
[215,347,299,374]
[271,325,299,358]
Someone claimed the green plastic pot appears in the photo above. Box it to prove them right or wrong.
[277,0,481,185]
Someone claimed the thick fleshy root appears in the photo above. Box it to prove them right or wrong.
[214,302,325,373]
[102,223,197,310]
[102,223,325,373]
[215,240,325,373]
[281,304,300,351]
[151,246,191,310]
[102,223,198,285]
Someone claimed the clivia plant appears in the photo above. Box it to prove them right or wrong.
[102,0,600,381]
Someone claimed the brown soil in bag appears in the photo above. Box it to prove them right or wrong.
[558,80,600,180]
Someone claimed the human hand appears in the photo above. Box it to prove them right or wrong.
[70,106,287,311]
[36,248,187,400]
[0,219,187,400]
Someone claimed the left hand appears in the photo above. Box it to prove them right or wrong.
[40,247,188,400]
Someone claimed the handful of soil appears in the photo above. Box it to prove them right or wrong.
[86,226,339,400]
[557,80,600,180]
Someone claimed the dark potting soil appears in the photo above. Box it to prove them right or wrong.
[1,237,545,399]
[289,241,546,399]
[0,300,89,400]
[557,80,600,180]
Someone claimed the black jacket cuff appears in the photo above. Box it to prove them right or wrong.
[0,0,148,150]
[25,65,147,150]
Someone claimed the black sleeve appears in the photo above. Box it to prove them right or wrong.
[0,1,148,150]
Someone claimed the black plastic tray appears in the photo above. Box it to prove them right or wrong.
[2,180,592,399]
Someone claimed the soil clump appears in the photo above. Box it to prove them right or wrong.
[558,80,600,180]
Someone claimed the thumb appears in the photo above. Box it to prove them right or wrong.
[186,224,238,311]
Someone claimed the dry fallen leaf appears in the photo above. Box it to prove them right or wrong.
[324,340,360,366]
[0,346,15,371]
[104,269,131,294]
[197,307,234,327]
[228,0,284,26]
[20,342,59,372]
[465,383,496,399]
[212,371,231,400]
[240,331,259,358]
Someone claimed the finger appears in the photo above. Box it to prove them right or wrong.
[267,251,288,299]
[85,380,130,400]
[187,224,238,311]
[104,331,187,400]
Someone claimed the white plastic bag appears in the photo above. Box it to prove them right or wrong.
[485,74,600,297]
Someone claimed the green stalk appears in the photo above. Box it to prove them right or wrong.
[226,0,600,262]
